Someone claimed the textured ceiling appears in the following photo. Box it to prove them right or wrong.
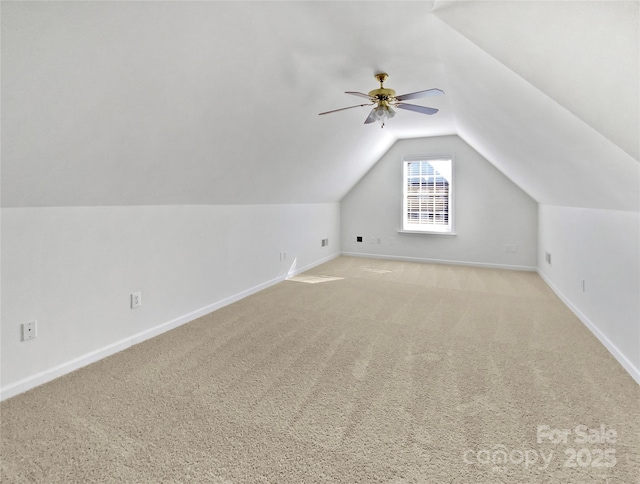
[2,1,638,211]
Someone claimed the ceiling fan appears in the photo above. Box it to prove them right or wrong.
[319,73,444,128]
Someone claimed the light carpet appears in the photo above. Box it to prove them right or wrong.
[1,257,638,483]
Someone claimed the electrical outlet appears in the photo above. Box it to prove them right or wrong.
[581,279,586,292]
[22,321,37,341]
[545,252,552,265]
[131,292,142,309]
[356,236,363,243]
[504,244,518,253]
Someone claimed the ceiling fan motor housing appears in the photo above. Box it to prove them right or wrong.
[368,87,396,101]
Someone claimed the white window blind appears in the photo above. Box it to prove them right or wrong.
[402,158,453,233]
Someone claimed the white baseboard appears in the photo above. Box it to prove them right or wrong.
[537,270,640,386]
[0,252,340,402]
[341,251,537,271]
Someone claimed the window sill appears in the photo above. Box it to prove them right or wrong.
[398,229,457,236]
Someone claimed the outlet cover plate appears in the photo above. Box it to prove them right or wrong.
[22,321,37,341]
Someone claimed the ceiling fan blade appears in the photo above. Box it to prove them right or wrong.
[346,91,376,100]
[395,88,444,102]
[396,103,439,115]
[364,108,377,124]
[319,103,372,115]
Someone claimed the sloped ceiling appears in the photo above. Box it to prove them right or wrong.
[434,0,639,161]
[2,1,638,211]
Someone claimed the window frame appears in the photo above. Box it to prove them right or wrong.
[400,155,456,235]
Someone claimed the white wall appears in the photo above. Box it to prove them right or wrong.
[341,136,538,269]
[1,203,340,399]
[538,205,640,383]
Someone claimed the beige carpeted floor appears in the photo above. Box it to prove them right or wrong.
[1,257,638,483]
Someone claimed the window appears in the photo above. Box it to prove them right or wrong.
[402,157,454,233]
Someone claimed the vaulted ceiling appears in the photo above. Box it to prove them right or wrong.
[2,1,638,211]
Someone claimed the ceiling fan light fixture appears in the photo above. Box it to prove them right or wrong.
[373,102,395,127]
[386,105,396,119]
